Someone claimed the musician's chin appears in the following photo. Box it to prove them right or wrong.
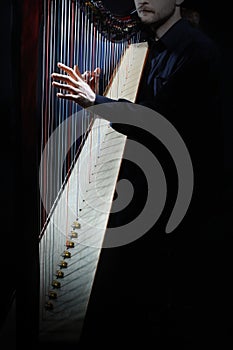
[139,11,156,24]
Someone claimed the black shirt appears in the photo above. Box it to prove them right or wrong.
[90,18,225,346]
[96,18,221,134]
[95,18,223,235]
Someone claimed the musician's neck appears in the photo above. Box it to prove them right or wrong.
[153,11,182,40]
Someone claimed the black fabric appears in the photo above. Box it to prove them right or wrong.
[84,18,228,348]
[95,18,223,237]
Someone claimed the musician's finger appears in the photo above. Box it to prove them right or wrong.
[56,92,86,104]
[56,93,77,101]
[57,62,80,81]
[93,67,101,76]
[81,70,91,78]
[51,73,78,87]
[74,65,82,78]
[52,81,77,94]
[90,69,100,93]
[90,76,96,85]
[82,71,91,83]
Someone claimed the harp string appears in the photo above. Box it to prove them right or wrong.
[40,0,138,233]
[42,0,135,234]
[39,0,140,332]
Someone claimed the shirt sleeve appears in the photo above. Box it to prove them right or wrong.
[94,94,132,105]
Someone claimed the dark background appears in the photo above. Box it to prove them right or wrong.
[0,0,232,349]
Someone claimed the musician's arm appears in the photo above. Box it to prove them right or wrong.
[94,94,131,105]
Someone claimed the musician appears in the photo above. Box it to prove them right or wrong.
[51,1,223,345]
[51,0,223,234]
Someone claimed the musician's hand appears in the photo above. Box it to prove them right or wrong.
[51,63,99,108]
[81,67,101,94]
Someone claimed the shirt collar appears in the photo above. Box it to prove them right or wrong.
[159,18,191,51]
[145,18,191,52]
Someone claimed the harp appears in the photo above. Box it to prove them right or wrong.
[33,0,148,345]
